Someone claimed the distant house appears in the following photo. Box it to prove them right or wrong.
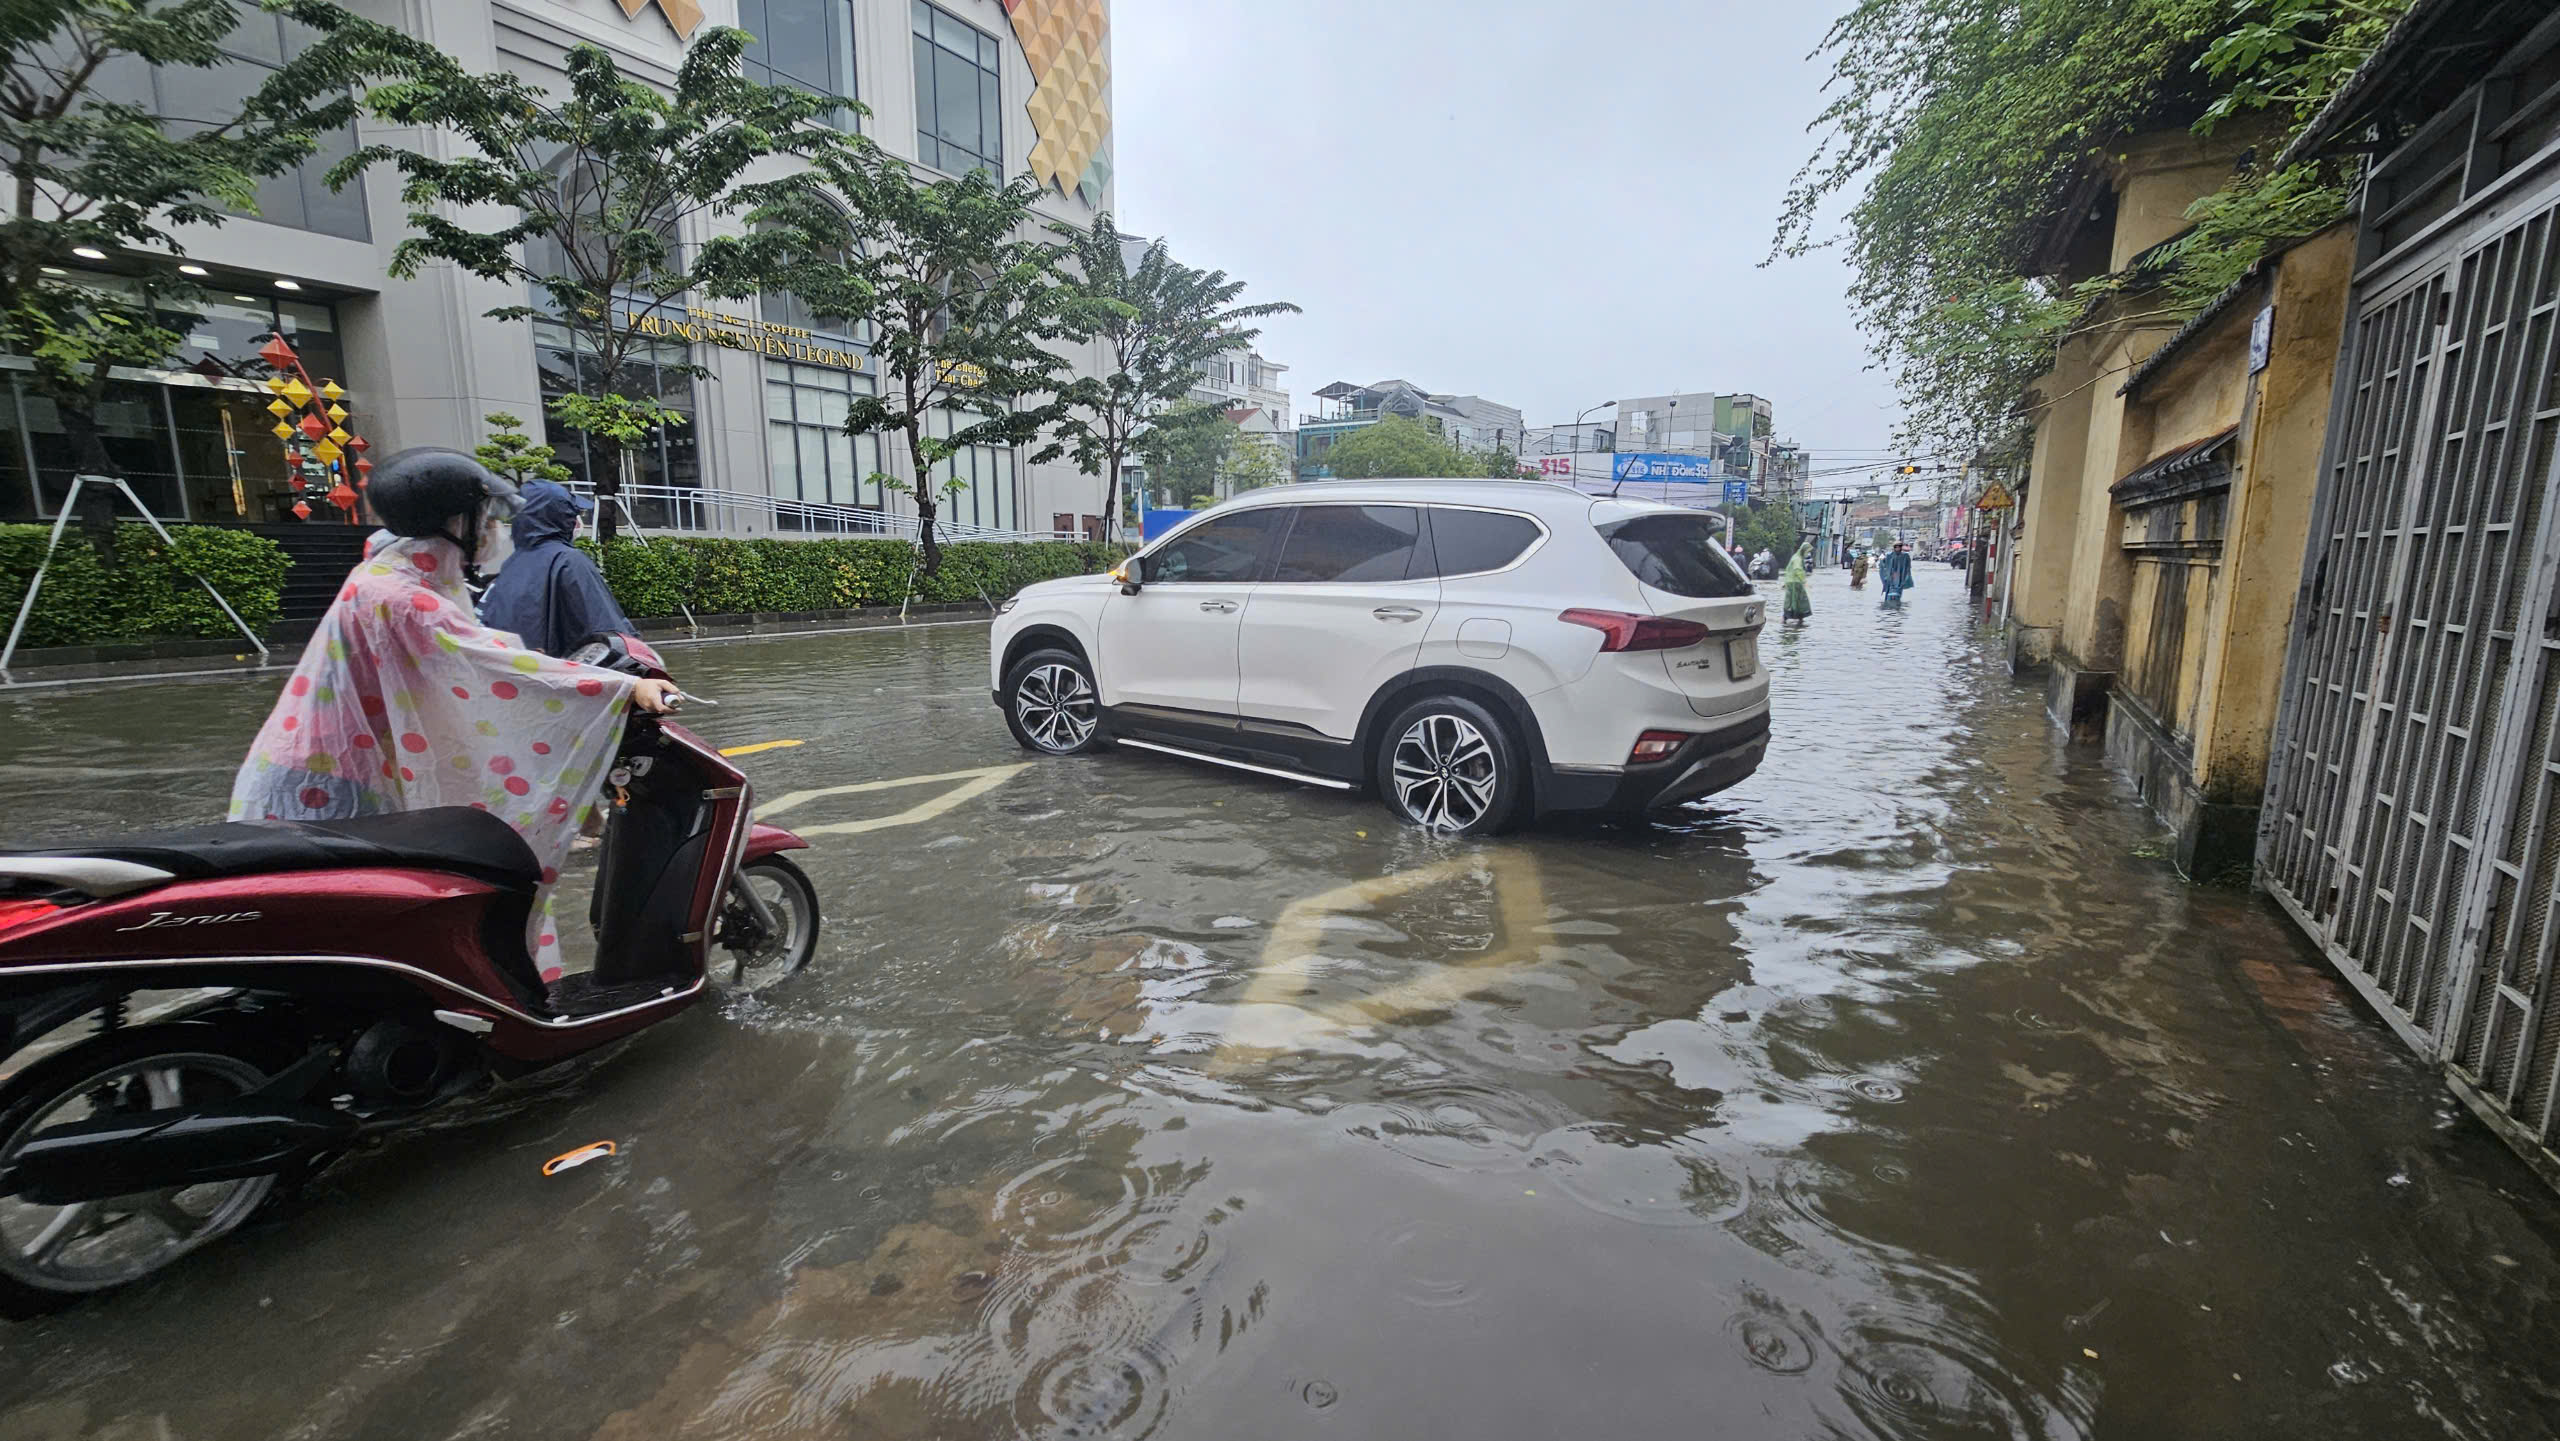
[1296,379,1524,476]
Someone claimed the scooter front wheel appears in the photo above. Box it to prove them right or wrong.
[0,1025,286,1317]
[718,856,821,992]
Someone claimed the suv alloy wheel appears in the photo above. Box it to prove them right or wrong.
[1002,649,1107,755]
[1376,694,1521,836]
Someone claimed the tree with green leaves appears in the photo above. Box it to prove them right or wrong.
[1771,0,2406,455]
[1,0,431,524]
[1319,414,1487,480]
[1131,398,1234,505]
[473,411,569,486]
[1220,435,1289,497]
[338,26,852,541]
[1731,501,1805,562]
[1050,214,1297,539]
[763,151,1102,574]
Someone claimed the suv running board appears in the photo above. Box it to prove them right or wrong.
[1117,739,1356,790]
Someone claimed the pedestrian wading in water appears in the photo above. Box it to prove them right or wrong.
[1781,548,1812,627]
[1879,541,1914,607]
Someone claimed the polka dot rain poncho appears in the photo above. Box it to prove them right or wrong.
[229,534,639,981]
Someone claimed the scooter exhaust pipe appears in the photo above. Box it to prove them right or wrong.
[4,1099,357,1205]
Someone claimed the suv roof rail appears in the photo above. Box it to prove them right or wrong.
[1262,477,1592,497]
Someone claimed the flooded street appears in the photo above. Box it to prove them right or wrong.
[4,564,2559,1440]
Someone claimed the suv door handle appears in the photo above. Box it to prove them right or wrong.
[1373,606,1423,621]
[1199,599,1238,613]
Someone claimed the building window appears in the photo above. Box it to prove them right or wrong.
[739,0,858,128]
[913,1,1002,175]
[926,403,1016,532]
[767,362,884,522]
[104,0,369,240]
[534,319,702,527]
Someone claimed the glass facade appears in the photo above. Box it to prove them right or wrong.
[739,0,859,128]
[1,279,347,524]
[913,1,1003,175]
[767,362,884,521]
[926,403,1018,532]
[84,0,368,241]
[534,318,703,530]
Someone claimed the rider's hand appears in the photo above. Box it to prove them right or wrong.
[631,678,681,714]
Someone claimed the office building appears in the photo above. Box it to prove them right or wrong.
[0,0,1118,540]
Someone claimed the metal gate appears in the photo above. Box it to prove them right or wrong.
[2261,156,2560,1170]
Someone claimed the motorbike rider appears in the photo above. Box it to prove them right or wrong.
[229,447,677,980]
[477,479,633,659]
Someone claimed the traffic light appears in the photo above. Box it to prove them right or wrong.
[1895,461,1921,476]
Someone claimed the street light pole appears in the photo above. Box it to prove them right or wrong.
[1568,400,1616,489]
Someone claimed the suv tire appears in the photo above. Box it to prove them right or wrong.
[1376,693,1522,836]
[1002,648,1108,756]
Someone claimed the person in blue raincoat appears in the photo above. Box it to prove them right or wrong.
[478,480,634,657]
[1879,541,1914,605]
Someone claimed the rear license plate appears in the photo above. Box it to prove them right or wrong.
[1726,635,1759,680]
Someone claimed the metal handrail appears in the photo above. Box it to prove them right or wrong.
[558,480,1088,543]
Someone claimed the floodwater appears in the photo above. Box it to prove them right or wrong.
[3,564,2559,1441]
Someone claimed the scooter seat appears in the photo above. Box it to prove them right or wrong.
[15,809,543,891]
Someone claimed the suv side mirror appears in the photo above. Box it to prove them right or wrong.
[1115,553,1149,593]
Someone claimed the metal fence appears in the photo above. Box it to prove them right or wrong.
[560,481,1087,545]
[2261,138,2560,1177]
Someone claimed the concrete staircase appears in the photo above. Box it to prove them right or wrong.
[241,522,370,624]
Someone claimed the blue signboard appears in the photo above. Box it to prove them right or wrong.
[1611,452,1719,484]
[1141,508,1196,541]
[1721,480,1751,509]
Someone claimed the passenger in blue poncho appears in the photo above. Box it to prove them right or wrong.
[478,480,634,657]
[1879,541,1914,606]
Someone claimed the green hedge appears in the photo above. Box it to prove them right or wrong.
[0,523,289,649]
[581,536,1126,619]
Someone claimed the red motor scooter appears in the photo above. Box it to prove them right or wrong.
[0,634,817,1315]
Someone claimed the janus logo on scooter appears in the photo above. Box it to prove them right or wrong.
[114,909,263,933]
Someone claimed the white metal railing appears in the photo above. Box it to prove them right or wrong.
[558,481,1086,543]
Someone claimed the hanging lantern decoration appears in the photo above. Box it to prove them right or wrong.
[258,323,367,524]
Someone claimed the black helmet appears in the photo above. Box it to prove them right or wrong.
[367,447,521,540]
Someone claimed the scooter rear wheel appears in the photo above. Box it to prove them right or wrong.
[718,856,821,993]
[0,1024,284,1317]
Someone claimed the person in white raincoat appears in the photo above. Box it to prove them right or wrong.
[230,449,676,981]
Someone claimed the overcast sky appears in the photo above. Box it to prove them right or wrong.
[1111,0,1904,459]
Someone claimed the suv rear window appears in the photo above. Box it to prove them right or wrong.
[1598,513,1754,598]
[1421,508,1541,576]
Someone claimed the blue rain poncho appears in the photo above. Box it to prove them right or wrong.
[477,481,634,658]
[1880,547,1914,600]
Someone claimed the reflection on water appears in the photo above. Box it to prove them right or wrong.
[3,577,2560,1440]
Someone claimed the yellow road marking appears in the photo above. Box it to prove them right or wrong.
[756,762,1031,837]
[1215,848,1549,1061]
[718,738,806,757]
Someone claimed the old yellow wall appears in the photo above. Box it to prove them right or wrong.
[2060,326,2178,670]
[2110,127,2277,271]
[2151,319,2252,451]
[2012,339,2099,631]
[2193,224,2358,803]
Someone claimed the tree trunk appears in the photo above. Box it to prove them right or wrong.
[1104,455,1122,544]
[54,401,123,564]
[917,494,942,575]
[906,422,942,577]
[592,434,624,546]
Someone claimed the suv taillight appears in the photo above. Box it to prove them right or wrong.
[1629,730,1691,763]
[1559,608,1710,651]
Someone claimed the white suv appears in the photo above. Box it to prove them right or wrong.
[989,479,1770,835]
